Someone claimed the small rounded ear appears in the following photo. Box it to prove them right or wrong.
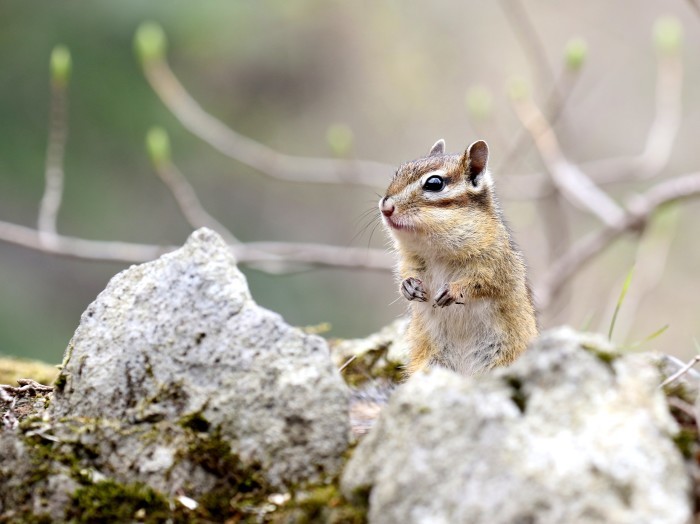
[462,140,489,184]
[428,139,446,157]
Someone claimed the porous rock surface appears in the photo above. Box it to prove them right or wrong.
[50,227,350,486]
[341,327,691,524]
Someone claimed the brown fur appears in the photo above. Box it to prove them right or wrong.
[381,140,538,376]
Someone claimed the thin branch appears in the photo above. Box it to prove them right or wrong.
[537,172,700,309]
[582,51,682,184]
[499,67,581,174]
[0,220,175,263]
[660,355,700,388]
[499,0,558,96]
[512,95,625,227]
[338,355,357,373]
[153,159,239,245]
[37,76,69,244]
[537,191,572,324]
[238,241,392,271]
[140,44,571,204]
[0,219,392,271]
[666,396,697,419]
[687,0,700,17]
[502,48,682,197]
[142,58,392,187]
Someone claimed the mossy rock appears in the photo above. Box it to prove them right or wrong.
[0,415,367,523]
[0,356,58,386]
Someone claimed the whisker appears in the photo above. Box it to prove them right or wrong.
[349,214,380,246]
[367,220,382,249]
[388,295,403,306]
[352,207,378,225]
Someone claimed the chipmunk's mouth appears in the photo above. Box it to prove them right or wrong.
[383,215,415,232]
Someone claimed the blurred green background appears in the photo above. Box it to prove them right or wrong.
[1,0,699,365]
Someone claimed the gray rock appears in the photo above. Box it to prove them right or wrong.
[51,228,349,486]
[342,327,691,524]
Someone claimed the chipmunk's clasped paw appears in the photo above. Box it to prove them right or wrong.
[401,277,427,302]
[434,283,465,308]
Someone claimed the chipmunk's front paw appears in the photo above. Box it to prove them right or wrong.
[401,277,427,302]
[434,283,465,308]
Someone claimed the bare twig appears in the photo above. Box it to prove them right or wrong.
[0,379,54,396]
[537,172,700,309]
[0,220,175,263]
[37,73,69,244]
[140,39,570,204]
[237,241,391,271]
[666,396,697,418]
[0,219,392,271]
[0,388,12,404]
[687,0,700,17]
[537,191,572,324]
[142,59,392,187]
[499,68,580,174]
[583,51,682,184]
[153,159,239,245]
[338,355,357,373]
[501,47,682,196]
[660,355,700,388]
[499,0,557,95]
[512,95,625,227]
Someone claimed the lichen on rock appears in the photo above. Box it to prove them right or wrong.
[1,228,696,523]
[51,228,350,487]
[341,327,691,524]
[1,228,354,522]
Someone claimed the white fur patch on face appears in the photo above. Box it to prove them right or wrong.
[419,169,447,186]
[420,169,466,202]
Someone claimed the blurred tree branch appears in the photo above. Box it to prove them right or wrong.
[498,0,557,99]
[537,171,700,309]
[581,23,683,184]
[511,91,625,227]
[0,219,392,270]
[146,127,239,246]
[137,23,391,187]
[37,46,71,248]
[0,16,696,323]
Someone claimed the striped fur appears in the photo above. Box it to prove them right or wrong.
[381,140,538,376]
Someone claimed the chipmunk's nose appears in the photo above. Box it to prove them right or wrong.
[380,196,395,217]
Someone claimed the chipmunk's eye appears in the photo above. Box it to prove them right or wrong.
[423,175,445,192]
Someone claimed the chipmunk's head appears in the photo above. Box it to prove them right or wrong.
[379,139,498,254]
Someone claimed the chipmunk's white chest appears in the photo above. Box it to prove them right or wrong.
[411,262,503,375]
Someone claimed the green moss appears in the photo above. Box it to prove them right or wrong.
[178,412,210,433]
[581,342,619,366]
[672,428,696,459]
[7,416,368,523]
[67,480,169,523]
[506,376,527,413]
[287,483,367,524]
[178,429,272,519]
[340,343,405,388]
[661,380,694,404]
[53,371,67,392]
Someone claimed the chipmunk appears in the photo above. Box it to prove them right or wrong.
[379,139,538,376]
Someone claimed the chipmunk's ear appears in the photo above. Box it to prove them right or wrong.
[461,140,489,186]
[428,139,446,157]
